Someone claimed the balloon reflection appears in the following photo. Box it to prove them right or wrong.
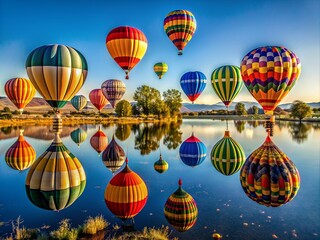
[288,122,312,144]
[70,127,87,148]
[154,154,169,174]
[102,135,125,174]
[104,158,148,223]
[179,133,207,167]
[240,133,300,207]
[5,129,36,171]
[90,127,108,156]
[164,179,198,232]
[26,132,86,211]
[211,130,245,176]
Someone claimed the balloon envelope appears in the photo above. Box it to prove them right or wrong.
[180,71,207,103]
[106,26,148,79]
[71,95,87,111]
[70,128,87,147]
[179,134,207,167]
[26,44,88,110]
[154,154,169,173]
[211,65,243,108]
[89,89,109,112]
[90,129,108,155]
[101,79,126,108]
[4,78,36,114]
[240,46,301,115]
[153,62,168,79]
[164,10,197,55]
[102,135,125,174]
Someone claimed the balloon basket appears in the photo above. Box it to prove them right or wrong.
[121,218,135,232]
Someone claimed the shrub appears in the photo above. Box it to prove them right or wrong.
[81,215,109,235]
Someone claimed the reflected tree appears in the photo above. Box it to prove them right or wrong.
[1,127,12,135]
[163,121,182,149]
[234,120,245,133]
[115,124,132,141]
[288,122,311,144]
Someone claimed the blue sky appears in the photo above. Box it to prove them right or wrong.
[0,0,319,104]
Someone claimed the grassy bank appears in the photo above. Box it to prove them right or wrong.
[2,215,177,240]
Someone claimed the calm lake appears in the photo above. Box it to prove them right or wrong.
[0,119,319,239]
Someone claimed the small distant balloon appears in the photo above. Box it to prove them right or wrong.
[71,95,87,111]
[153,62,168,79]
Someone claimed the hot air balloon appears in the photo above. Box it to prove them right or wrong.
[106,26,148,79]
[240,133,300,207]
[179,134,207,167]
[211,65,244,108]
[164,10,197,55]
[4,78,36,115]
[26,134,86,211]
[180,71,207,104]
[153,62,168,79]
[154,154,169,174]
[5,130,36,171]
[241,46,301,116]
[101,79,126,108]
[90,128,108,156]
[104,158,148,221]
[89,89,109,113]
[102,135,125,174]
[25,44,88,111]
[70,127,87,147]
[211,130,245,176]
[164,179,198,232]
[71,95,87,111]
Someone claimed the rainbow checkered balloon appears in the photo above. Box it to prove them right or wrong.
[241,46,301,115]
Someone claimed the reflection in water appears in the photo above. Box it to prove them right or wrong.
[179,134,207,167]
[115,124,132,141]
[211,130,245,176]
[5,130,36,171]
[288,122,312,144]
[234,120,245,133]
[102,135,125,174]
[25,134,86,211]
[90,128,108,156]
[104,158,148,223]
[164,179,198,232]
[153,154,169,174]
[240,134,300,207]
[134,121,182,155]
[70,127,87,147]
[246,120,264,128]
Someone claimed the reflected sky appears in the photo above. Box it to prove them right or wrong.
[0,120,319,239]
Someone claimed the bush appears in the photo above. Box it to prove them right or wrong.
[81,215,109,235]
[50,219,79,240]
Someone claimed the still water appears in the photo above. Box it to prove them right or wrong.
[0,119,319,239]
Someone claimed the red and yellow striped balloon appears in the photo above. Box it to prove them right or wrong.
[89,89,109,112]
[4,78,36,114]
[90,128,108,156]
[106,26,148,79]
[5,130,36,171]
[104,158,148,220]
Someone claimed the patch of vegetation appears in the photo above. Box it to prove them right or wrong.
[50,219,79,240]
[81,215,109,235]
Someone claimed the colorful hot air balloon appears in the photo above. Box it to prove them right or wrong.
[4,78,36,114]
[211,65,244,108]
[153,62,168,79]
[102,135,125,174]
[154,154,169,174]
[89,89,109,113]
[5,130,36,171]
[179,134,207,167]
[104,158,148,220]
[180,71,207,104]
[90,128,108,156]
[70,128,87,147]
[71,95,87,111]
[106,26,148,79]
[25,44,88,111]
[211,130,246,176]
[101,79,126,108]
[240,133,300,207]
[26,134,86,211]
[241,46,301,115]
[164,179,198,232]
[164,10,197,55]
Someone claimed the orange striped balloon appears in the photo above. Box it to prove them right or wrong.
[90,128,108,156]
[5,130,36,171]
[89,89,109,112]
[4,78,36,114]
[106,26,148,79]
[104,158,148,220]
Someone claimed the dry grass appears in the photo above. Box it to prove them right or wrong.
[50,219,79,240]
[81,215,110,235]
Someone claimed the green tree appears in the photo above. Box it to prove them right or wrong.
[163,89,182,116]
[151,100,170,119]
[133,85,161,115]
[290,100,312,123]
[235,103,247,115]
[115,100,132,117]
[3,107,11,112]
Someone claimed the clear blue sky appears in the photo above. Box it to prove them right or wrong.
[0,0,319,104]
